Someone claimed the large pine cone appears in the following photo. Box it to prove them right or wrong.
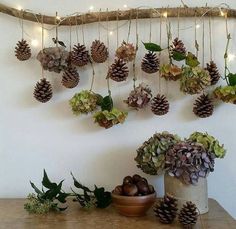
[91,40,108,63]
[153,194,178,224]
[107,59,129,82]
[34,78,53,103]
[206,61,221,85]
[151,94,169,115]
[141,52,160,74]
[179,202,198,228]
[193,94,214,118]
[171,37,186,55]
[71,43,90,66]
[62,66,79,88]
[15,39,31,61]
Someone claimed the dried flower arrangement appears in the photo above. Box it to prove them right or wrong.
[135,131,226,185]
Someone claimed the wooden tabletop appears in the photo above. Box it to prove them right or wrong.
[0,198,235,229]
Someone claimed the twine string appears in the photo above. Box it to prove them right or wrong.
[194,11,199,58]
[98,9,101,40]
[82,14,85,45]
[158,13,162,94]
[69,18,72,51]
[208,15,213,61]
[55,12,58,47]
[177,7,180,38]
[116,9,119,48]
[127,10,132,43]
[75,15,79,43]
[149,8,152,42]
[41,14,45,79]
[106,8,111,96]
[202,16,205,68]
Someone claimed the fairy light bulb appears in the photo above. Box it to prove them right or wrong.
[109,31,113,35]
[163,12,168,18]
[89,5,94,11]
[31,39,39,47]
[196,24,201,29]
[56,15,61,20]
[228,53,235,62]
[123,4,128,8]
[17,5,23,10]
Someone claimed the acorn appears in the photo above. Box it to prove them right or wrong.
[123,184,138,196]
[112,185,123,195]
[123,176,133,185]
[140,177,148,184]
[136,181,149,195]
[148,185,155,194]
[132,174,142,183]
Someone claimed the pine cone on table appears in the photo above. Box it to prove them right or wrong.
[62,66,79,89]
[206,61,221,85]
[15,39,31,61]
[71,43,90,67]
[141,51,160,74]
[107,58,129,82]
[151,94,169,115]
[193,94,214,118]
[153,194,178,224]
[91,40,108,63]
[33,78,53,103]
[179,201,198,229]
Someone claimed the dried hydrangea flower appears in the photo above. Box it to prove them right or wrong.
[115,41,136,62]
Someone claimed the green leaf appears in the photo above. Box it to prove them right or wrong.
[71,172,91,193]
[101,96,113,111]
[57,192,69,203]
[142,42,163,52]
[172,51,186,61]
[42,170,57,189]
[30,181,43,195]
[94,186,112,209]
[95,94,104,106]
[44,180,64,200]
[227,73,236,86]
[185,52,200,67]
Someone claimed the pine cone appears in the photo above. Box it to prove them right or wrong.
[206,61,221,85]
[91,40,108,63]
[62,66,79,88]
[153,194,178,224]
[179,202,198,229]
[33,78,53,103]
[71,43,90,66]
[171,37,186,55]
[193,94,214,118]
[15,39,31,61]
[107,59,129,82]
[141,52,160,74]
[151,94,169,115]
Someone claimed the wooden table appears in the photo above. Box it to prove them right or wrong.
[0,199,235,229]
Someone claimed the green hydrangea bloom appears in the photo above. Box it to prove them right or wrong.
[214,85,236,104]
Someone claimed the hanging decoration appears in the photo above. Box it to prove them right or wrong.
[151,94,169,115]
[15,10,31,61]
[62,19,80,88]
[34,15,53,103]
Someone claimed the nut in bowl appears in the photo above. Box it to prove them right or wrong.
[112,174,156,217]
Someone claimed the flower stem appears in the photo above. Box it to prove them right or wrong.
[166,23,173,65]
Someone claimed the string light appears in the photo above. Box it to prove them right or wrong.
[228,53,235,62]
[56,15,61,20]
[17,6,23,11]
[123,4,128,8]
[219,8,227,17]
[196,24,201,29]
[163,12,168,18]
[109,31,113,35]
[31,39,39,47]
[89,5,94,11]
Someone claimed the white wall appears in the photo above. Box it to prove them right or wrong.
[1,0,236,218]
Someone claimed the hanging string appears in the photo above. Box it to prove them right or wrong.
[20,10,24,39]
[158,13,162,94]
[98,9,101,40]
[82,14,85,45]
[127,10,132,43]
[69,18,72,51]
[41,14,45,79]
[75,15,79,43]
[116,9,119,48]
[223,11,230,84]
[208,16,213,61]
[202,16,205,68]
[106,8,111,96]
[149,9,152,42]
[132,8,139,90]
[194,11,199,57]
[177,7,180,38]
[55,12,58,47]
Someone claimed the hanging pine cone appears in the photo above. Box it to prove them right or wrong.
[62,66,79,89]
[107,58,129,82]
[179,202,198,229]
[193,94,214,118]
[71,43,90,67]
[15,39,31,61]
[206,61,221,85]
[141,51,160,74]
[91,40,108,63]
[171,37,186,56]
[151,94,169,115]
[33,78,53,103]
[153,194,178,224]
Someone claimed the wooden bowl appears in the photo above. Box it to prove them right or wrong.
[111,192,156,217]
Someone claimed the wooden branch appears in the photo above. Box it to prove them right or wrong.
[0,3,236,26]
